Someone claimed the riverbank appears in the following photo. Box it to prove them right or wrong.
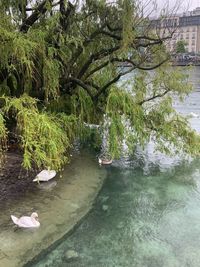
[0,151,106,267]
[0,152,37,205]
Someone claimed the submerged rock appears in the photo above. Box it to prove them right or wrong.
[64,249,79,261]
[100,195,109,203]
[116,222,124,229]
[102,204,109,211]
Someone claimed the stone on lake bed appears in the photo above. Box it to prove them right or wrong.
[116,222,124,229]
[100,196,109,203]
[65,249,79,261]
[102,204,109,211]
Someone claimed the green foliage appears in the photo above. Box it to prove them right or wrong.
[122,0,135,49]
[1,95,77,170]
[0,0,199,173]
[43,55,61,101]
[71,87,95,140]
[176,40,187,53]
[105,66,199,158]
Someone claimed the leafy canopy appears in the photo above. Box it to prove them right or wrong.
[176,40,187,53]
[0,0,199,171]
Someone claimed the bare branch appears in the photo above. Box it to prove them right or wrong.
[138,89,171,105]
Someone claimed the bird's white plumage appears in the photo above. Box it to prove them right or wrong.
[189,112,199,118]
[33,170,56,182]
[98,158,112,165]
[11,212,40,228]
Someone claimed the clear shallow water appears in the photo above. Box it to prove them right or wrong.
[29,67,200,267]
[0,151,105,267]
[29,158,200,267]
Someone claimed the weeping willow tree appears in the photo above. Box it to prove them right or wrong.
[0,0,199,171]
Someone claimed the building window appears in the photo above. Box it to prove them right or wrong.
[192,40,195,45]
[193,27,196,32]
[187,28,190,32]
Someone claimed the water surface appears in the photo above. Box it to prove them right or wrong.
[29,67,200,267]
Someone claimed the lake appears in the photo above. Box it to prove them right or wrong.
[28,66,200,267]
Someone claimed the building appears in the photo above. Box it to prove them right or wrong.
[151,7,200,54]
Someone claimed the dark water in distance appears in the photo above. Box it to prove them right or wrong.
[29,67,200,267]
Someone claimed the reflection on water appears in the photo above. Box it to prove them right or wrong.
[29,67,200,267]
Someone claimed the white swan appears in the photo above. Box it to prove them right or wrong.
[11,212,40,228]
[33,170,56,182]
[98,158,113,165]
[189,112,199,118]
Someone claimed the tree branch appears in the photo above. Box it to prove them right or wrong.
[93,55,169,101]
[106,23,122,32]
[85,81,100,91]
[106,57,169,71]
[26,1,60,11]
[77,46,120,79]
[69,24,108,66]
[94,66,136,100]
[130,58,170,70]
[138,89,171,105]
[85,60,111,79]
[99,30,121,40]
[67,77,94,98]
[20,0,53,33]
[60,0,74,31]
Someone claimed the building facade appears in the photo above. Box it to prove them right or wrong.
[152,8,200,54]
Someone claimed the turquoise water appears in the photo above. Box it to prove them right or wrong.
[29,158,200,267]
[28,67,200,267]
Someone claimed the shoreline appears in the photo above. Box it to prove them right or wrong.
[0,151,106,267]
[24,176,107,267]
